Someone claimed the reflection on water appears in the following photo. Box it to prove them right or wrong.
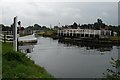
[58,40,113,52]
[19,38,114,54]
[19,44,35,53]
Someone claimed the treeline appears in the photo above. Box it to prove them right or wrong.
[61,19,120,32]
[1,24,13,31]
[25,24,51,34]
[0,24,52,35]
[59,19,120,36]
[1,18,120,35]
[1,24,51,32]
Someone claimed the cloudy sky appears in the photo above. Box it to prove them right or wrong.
[0,0,119,27]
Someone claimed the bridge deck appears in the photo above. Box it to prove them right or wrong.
[19,34,37,43]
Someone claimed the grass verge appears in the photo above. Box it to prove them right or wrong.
[36,30,57,38]
[2,42,54,79]
[110,36,120,41]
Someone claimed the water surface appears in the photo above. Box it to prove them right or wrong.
[20,37,119,78]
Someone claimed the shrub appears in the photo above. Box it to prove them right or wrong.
[103,58,120,80]
[3,51,23,62]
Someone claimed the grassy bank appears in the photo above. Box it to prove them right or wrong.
[36,30,57,38]
[2,42,54,79]
[110,36,120,41]
[19,34,31,37]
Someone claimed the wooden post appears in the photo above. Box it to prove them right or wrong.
[110,31,111,36]
[3,34,6,43]
[57,30,59,36]
[84,30,85,37]
[94,30,95,37]
[72,30,73,37]
[99,30,101,38]
[13,16,18,51]
[88,30,90,38]
[69,30,70,37]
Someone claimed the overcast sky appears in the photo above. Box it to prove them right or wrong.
[0,1,118,27]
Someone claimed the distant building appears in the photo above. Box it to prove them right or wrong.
[19,27,25,34]
[58,28,116,39]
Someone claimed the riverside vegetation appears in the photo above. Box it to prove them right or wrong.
[1,40,120,79]
[2,42,54,79]
[103,58,120,80]
[36,30,57,38]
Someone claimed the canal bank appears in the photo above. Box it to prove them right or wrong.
[2,42,54,78]
[58,37,120,46]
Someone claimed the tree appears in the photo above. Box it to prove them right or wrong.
[42,26,49,31]
[54,26,59,30]
[97,18,103,24]
[34,24,41,30]
[94,19,105,30]
[73,22,78,29]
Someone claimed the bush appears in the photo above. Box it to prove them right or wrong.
[103,58,120,80]
[3,51,23,62]
[2,42,54,78]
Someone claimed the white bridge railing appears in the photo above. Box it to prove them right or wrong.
[0,33,37,43]
[0,34,13,42]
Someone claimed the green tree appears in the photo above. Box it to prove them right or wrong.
[73,22,78,29]
[34,24,41,30]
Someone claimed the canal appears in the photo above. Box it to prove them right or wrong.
[19,37,119,78]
